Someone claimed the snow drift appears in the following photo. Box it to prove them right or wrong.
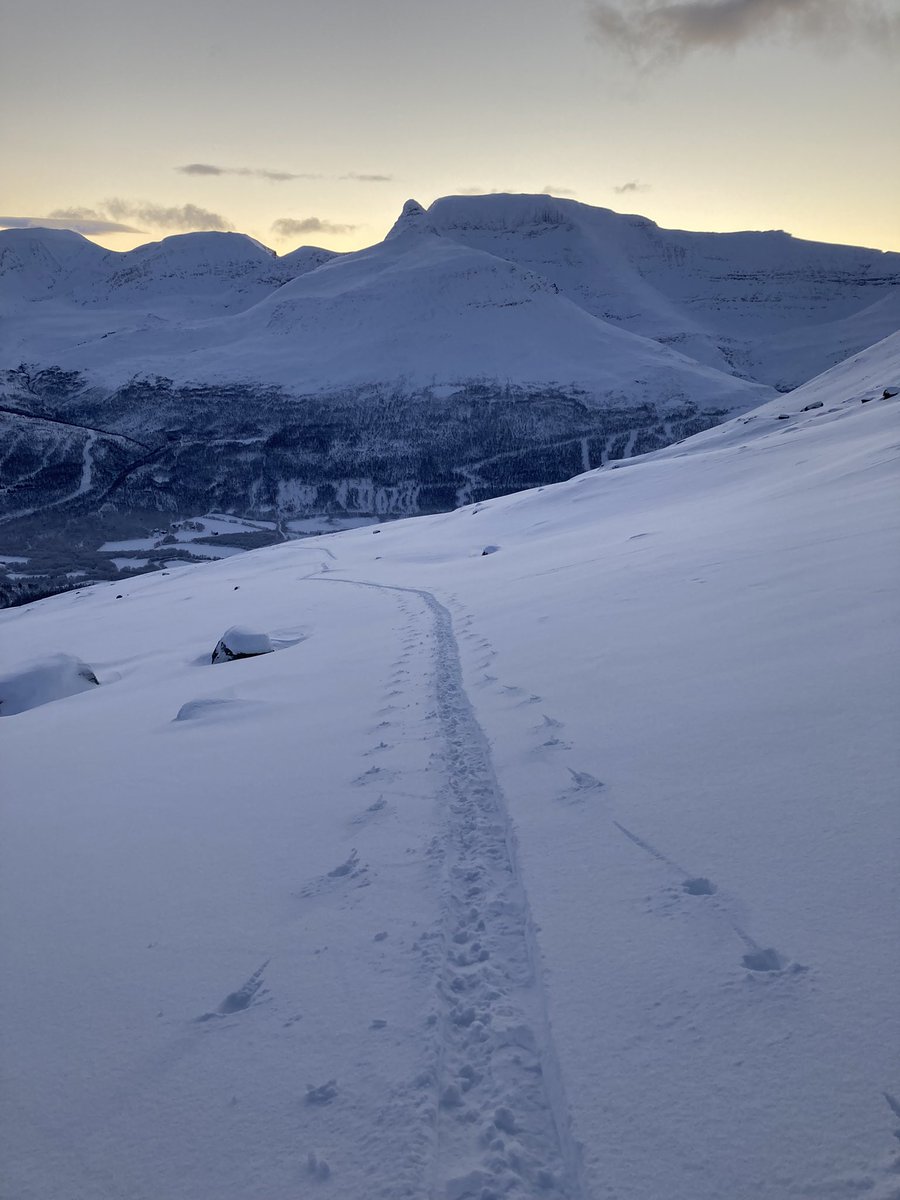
[0,651,99,715]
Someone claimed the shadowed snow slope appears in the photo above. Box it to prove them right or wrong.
[1,336,898,1199]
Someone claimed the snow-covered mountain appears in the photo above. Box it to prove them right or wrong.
[2,335,897,1200]
[0,226,335,311]
[421,195,900,387]
[1,196,897,601]
[3,195,896,390]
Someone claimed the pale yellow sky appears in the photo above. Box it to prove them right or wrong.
[3,0,899,255]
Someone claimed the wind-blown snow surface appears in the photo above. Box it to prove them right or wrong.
[1,337,899,1199]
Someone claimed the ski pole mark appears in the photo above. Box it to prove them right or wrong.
[612,821,799,974]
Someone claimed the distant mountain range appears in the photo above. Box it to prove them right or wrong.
[1,194,898,602]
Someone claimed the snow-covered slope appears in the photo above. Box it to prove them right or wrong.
[2,338,897,1200]
[74,232,287,315]
[0,226,110,301]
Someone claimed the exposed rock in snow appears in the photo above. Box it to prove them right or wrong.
[211,626,273,664]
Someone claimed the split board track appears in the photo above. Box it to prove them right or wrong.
[320,575,586,1200]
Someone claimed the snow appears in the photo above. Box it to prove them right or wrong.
[101,538,159,552]
[111,557,150,570]
[285,515,382,534]
[98,518,270,564]
[0,336,898,1198]
[0,652,99,715]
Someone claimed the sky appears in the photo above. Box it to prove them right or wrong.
[2,0,899,255]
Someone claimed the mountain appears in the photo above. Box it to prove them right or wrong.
[50,206,768,404]
[2,336,897,1200]
[3,195,897,389]
[420,194,900,388]
[0,196,897,602]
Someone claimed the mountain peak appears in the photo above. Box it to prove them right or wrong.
[386,199,429,240]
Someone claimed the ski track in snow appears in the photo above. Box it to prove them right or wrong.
[319,574,584,1200]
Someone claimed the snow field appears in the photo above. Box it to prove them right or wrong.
[1,336,898,1198]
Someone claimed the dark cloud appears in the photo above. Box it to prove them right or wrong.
[105,200,233,231]
[589,0,899,62]
[271,217,358,238]
[177,163,227,176]
[50,206,106,220]
[341,172,393,182]
[540,185,576,196]
[257,170,308,183]
[176,163,321,182]
[613,181,651,193]
[0,213,140,235]
[456,187,507,195]
[3,200,232,237]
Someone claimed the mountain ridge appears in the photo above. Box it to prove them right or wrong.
[3,193,898,391]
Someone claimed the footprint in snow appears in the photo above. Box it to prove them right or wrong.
[741,947,797,974]
[306,1151,331,1181]
[196,960,270,1021]
[327,850,363,878]
[567,768,604,791]
[350,795,388,826]
[305,1080,338,1105]
[364,741,392,756]
[536,732,572,751]
[535,714,563,730]
[298,850,369,897]
[352,764,397,786]
[683,877,716,896]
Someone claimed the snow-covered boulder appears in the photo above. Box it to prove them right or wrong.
[211,626,273,664]
[0,653,99,716]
